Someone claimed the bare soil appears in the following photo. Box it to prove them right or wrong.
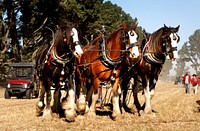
[1,82,200,131]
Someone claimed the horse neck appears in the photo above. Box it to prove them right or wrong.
[146,35,163,55]
[55,40,71,56]
[107,29,124,58]
[142,35,166,64]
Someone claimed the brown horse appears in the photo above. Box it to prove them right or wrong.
[121,24,180,115]
[76,22,139,120]
[34,25,83,122]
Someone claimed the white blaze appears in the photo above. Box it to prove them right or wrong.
[131,46,139,58]
[72,28,83,57]
[128,30,139,58]
[75,44,83,56]
[170,33,179,59]
[72,28,79,43]
[128,30,138,44]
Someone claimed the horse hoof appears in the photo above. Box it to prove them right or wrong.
[87,111,96,117]
[76,102,86,114]
[51,113,60,118]
[139,110,145,116]
[111,115,117,121]
[66,117,75,122]
[36,103,44,116]
[65,110,76,122]
[111,112,121,121]
[139,110,156,117]
[36,109,43,117]
[42,108,51,116]
[196,100,200,105]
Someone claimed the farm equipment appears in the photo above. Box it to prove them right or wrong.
[4,63,40,99]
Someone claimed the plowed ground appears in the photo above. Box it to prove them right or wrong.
[1,82,200,131]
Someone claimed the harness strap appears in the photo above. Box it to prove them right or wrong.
[140,37,151,66]
[48,47,55,66]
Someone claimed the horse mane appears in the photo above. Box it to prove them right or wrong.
[54,27,64,47]
[53,26,72,51]
[148,27,164,53]
[107,27,123,41]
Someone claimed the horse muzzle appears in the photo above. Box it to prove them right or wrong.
[127,43,140,58]
[166,50,178,60]
[74,42,83,57]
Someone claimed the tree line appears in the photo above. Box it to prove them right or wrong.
[0,0,199,82]
[0,0,145,63]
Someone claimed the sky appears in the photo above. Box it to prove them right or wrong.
[108,0,200,50]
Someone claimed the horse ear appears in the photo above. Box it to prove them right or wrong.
[133,22,138,30]
[176,25,180,31]
[164,24,168,28]
[122,21,128,30]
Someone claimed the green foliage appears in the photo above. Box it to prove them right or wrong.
[0,0,145,63]
[178,29,200,74]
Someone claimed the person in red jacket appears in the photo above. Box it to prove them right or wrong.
[183,72,191,94]
[191,74,199,94]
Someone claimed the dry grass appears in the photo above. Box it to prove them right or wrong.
[0,82,200,131]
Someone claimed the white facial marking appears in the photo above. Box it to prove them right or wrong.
[170,33,179,59]
[128,30,138,44]
[130,46,139,58]
[170,33,178,47]
[72,28,79,43]
[71,28,83,57]
[74,44,83,57]
[128,30,139,58]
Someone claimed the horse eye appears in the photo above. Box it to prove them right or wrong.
[130,31,134,36]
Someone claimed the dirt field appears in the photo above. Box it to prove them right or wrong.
[1,82,200,131]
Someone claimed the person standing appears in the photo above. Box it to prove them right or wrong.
[191,74,199,94]
[183,72,191,94]
[177,75,182,88]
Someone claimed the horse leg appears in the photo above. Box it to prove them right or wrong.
[85,83,93,113]
[42,79,52,116]
[111,78,121,120]
[142,79,153,114]
[87,78,99,116]
[133,77,142,114]
[121,76,132,113]
[51,84,63,118]
[36,81,45,116]
[62,74,77,122]
[76,78,87,115]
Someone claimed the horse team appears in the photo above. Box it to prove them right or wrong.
[34,21,180,122]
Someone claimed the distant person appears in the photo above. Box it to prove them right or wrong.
[177,75,182,88]
[191,74,199,94]
[183,72,191,94]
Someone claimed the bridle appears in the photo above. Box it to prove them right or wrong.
[122,29,139,50]
[162,33,179,56]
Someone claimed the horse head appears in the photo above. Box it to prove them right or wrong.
[122,22,139,58]
[162,24,180,60]
[61,27,83,57]
[142,24,180,64]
